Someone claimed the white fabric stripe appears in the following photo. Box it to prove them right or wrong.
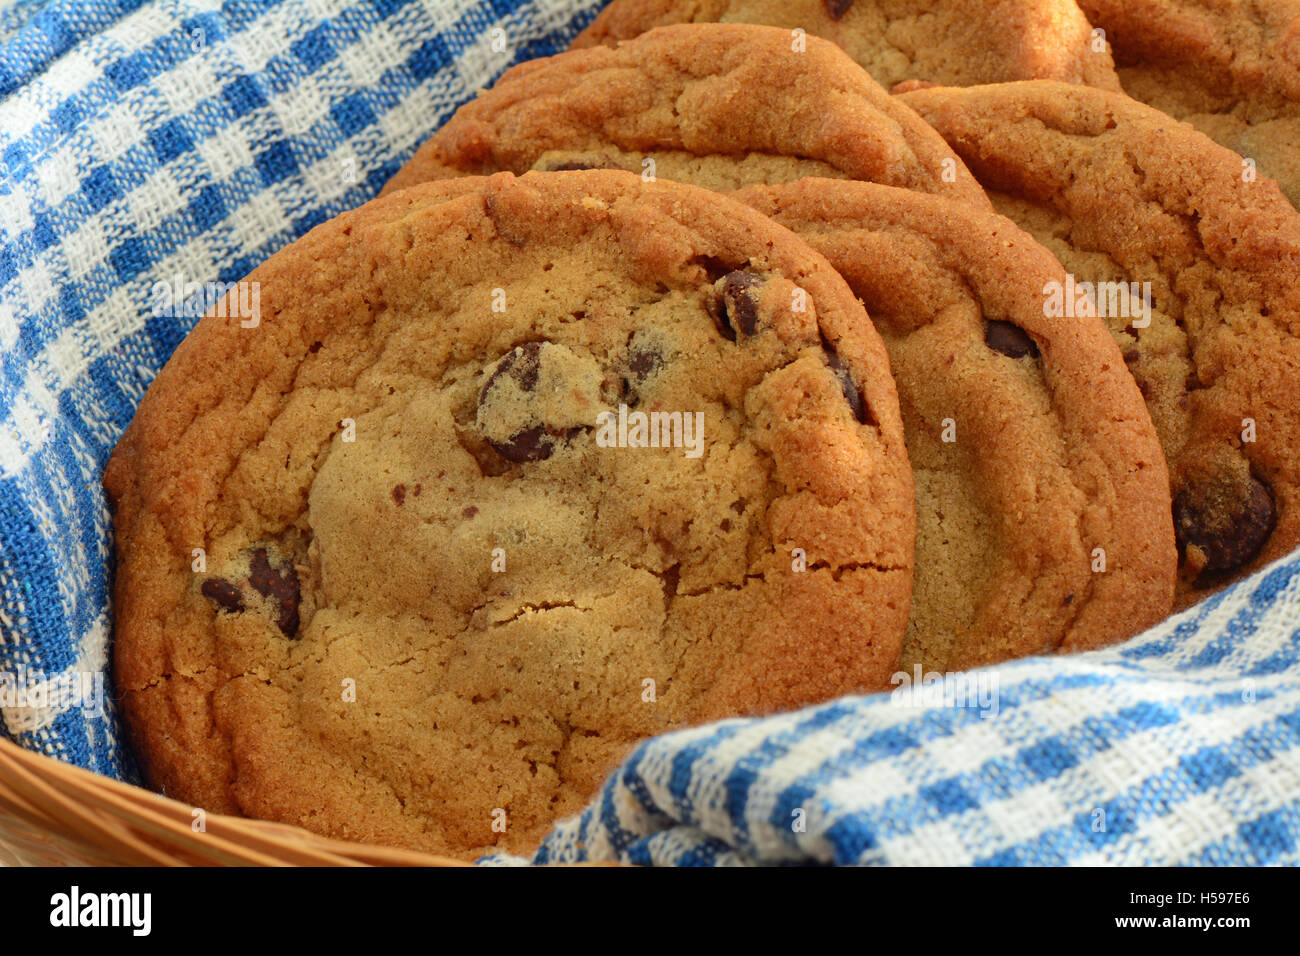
[1073,741,1300,865]
[0,0,562,476]
[583,651,1281,864]
[734,722,885,862]
[1,616,110,733]
[869,683,1297,864]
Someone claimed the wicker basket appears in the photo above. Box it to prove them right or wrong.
[0,735,470,866]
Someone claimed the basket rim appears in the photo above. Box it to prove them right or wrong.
[0,735,476,866]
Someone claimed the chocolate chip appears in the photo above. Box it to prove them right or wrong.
[492,424,576,463]
[486,342,543,394]
[824,348,869,424]
[535,155,620,171]
[201,578,244,613]
[627,347,661,382]
[823,0,855,19]
[710,270,763,341]
[481,344,557,461]
[248,548,301,637]
[1174,473,1277,580]
[392,484,406,505]
[309,341,323,354]
[478,342,591,462]
[692,255,736,283]
[463,506,479,519]
[985,320,1040,359]
[661,563,680,613]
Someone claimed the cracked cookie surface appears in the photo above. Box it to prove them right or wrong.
[735,179,1175,670]
[902,81,1300,604]
[574,0,1122,92]
[1078,0,1300,209]
[104,170,915,859]
[382,23,990,208]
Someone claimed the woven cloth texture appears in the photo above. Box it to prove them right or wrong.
[1,0,1297,867]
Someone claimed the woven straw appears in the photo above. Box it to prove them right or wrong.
[0,736,471,866]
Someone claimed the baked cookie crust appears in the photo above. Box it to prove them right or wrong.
[1079,0,1300,209]
[383,23,991,207]
[105,171,915,858]
[904,81,1300,603]
[736,179,1175,670]
[574,0,1122,92]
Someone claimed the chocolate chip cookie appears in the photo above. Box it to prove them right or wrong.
[382,23,990,207]
[734,179,1175,670]
[574,0,1122,93]
[902,81,1300,603]
[104,170,915,859]
[1077,0,1300,208]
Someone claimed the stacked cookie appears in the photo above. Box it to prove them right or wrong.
[106,5,1300,860]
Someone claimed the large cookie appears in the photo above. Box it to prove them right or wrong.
[104,171,915,859]
[382,23,990,206]
[735,180,1175,671]
[1077,0,1300,208]
[574,0,1122,92]
[902,81,1300,604]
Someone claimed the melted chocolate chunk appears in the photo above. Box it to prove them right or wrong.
[627,347,661,382]
[710,270,763,341]
[823,0,855,20]
[479,343,577,462]
[487,342,543,393]
[491,424,567,463]
[248,548,302,637]
[201,578,244,613]
[535,156,621,171]
[825,348,868,424]
[985,320,1040,359]
[1174,473,1277,581]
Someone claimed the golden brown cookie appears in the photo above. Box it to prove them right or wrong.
[104,170,915,859]
[734,179,1175,671]
[382,23,990,207]
[574,0,1122,92]
[902,81,1300,605]
[1078,0,1300,208]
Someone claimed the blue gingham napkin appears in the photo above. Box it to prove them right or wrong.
[1,0,1297,867]
[0,0,604,782]
[531,560,1300,865]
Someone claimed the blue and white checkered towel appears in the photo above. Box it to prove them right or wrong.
[1,0,1297,867]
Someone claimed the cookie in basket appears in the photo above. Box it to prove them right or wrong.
[104,170,915,858]
[903,80,1300,603]
[573,0,1122,92]
[1077,0,1300,209]
[382,23,991,207]
[735,179,1176,671]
